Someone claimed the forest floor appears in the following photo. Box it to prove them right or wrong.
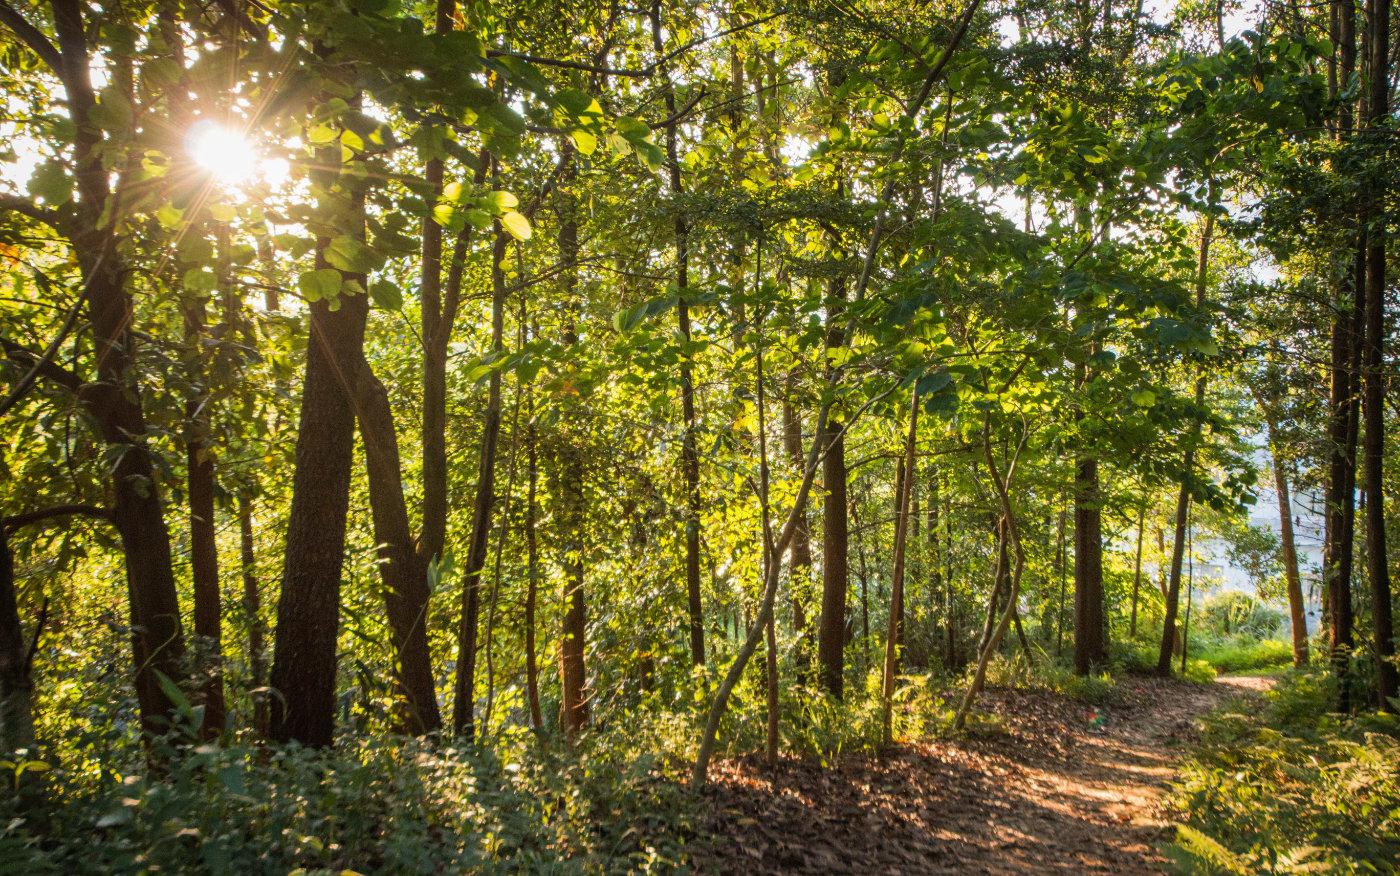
[693,674,1274,874]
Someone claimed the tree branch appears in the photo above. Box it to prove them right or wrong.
[0,0,61,72]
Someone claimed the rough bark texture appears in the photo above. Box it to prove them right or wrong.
[183,294,225,740]
[556,143,589,739]
[1073,456,1106,674]
[1269,448,1309,667]
[0,530,33,753]
[1361,0,1396,707]
[355,363,442,734]
[817,278,849,698]
[268,260,369,747]
[54,0,186,735]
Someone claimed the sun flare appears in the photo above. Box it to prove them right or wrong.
[187,120,259,187]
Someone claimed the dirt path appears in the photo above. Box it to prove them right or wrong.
[695,675,1274,874]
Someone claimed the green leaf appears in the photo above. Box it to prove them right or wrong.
[182,267,218,295]
[27,160,72,204]
[1130,389,1157,408]
[484,190,519,212]
[369,279,402,310]
[499,211,531,241]
[299,268,342,302]
[324,235,381,273]
[571,128,598,155]
[155,203,185,230]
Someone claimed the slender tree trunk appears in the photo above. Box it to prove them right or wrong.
[183,290,225,739]
[1074,456,1106,674]
[1158,195,1216,677]
[782,377,813,673]
[354,363,441,734]
[1324,0,1361,708]
[1263,422,1309,666]
[452,225,508,738]
[0,530,33,753]
[882,393,919,743]
[524,388,543,731]
[1361,0,1396,709]
[954,424,1025,730]
[237,495,267,735]
[54,0,186,735]
[1054,506,1068,656]
[980,517,1009,655]
[555,142,588,739]
[651,4,705,666]
[1130,503,1146,638]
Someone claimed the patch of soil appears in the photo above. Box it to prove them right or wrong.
[693,676,1272,874]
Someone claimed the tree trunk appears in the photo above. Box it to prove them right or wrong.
[354,363,441,734]
[524,385,543,731]
[452,225,508,738]
[1264,425,1309,666]
[268,184,370,744]
[183,291,225,739]
[555,142,589,739]
[1323,0,1361,708]
[1129,503,1145,638]
[54,0,186,735]
[1158,196,1215,677]
[651,3,705,666]
[781,377,813,672]
[237,495,267,735]
[0,530,34,753]
[882,393,918,743]
[1074,456,1106,674]
[1362,0,1396,707]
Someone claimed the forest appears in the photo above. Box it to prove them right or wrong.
[0,0,1397,870]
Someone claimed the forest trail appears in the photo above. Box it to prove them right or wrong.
[696,675,1274,874]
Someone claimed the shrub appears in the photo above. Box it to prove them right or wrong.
[1167,670,1400,873]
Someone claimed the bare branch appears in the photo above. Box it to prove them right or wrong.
[0,0,61,72]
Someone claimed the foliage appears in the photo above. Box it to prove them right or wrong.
[1168,671,1400,873]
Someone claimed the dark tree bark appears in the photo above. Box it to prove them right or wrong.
[354,363,442,734]
[452,225,508,738]
[1361,0,1396,707]
[555,142,589,739]
[0,528,31,753]
[781,376,813,671]
[882,393,918,743]
[1158,195,1215,676]
[1129,503,1145,638]
[1323,0,1361,707]
[1074,456,1106,674]
[183,290,225,740]
[48,0,188,736]
[651,2,705,666]
[268,241,370,747]
[524,384,543,731]
[817,276,849,698]
[237,495,267,735]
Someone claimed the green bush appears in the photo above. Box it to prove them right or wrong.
[0,729,696,874]
[1196,637,1293,674]
[1167,670,1400,873]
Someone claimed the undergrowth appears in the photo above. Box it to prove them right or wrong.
[1166,669,1400,874]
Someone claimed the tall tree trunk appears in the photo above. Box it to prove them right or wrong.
[0,529,33,753]
[237,495,267,735]
[268,263,369,746]
[354,363,442,734]
[1074,456,1106,674]
[555,142,589,739]
[183,289,225,739]
[651,3,705,666]
[452,225,508,738]
[1324,0,1361,708]
[1262,420,1310,667]
[1362,0,1396,707]
[781,377,813,671]
[1129,503,1145,638]
[1054,506,1068,655]
[54,0,186,735]
[882,393,919,743]
[1158,192,1215,677]
[817,272,849,697]
[524,384,543,731]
